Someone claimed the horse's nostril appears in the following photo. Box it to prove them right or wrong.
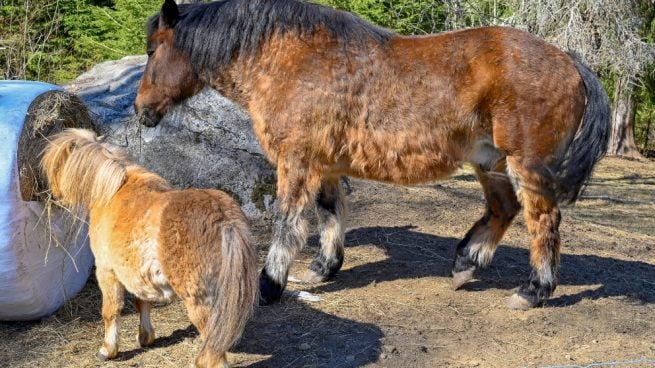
[138,107,160,128]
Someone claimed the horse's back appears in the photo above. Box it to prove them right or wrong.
[248,26,586,183]
[351,27,586,173]
[391,27,585,156]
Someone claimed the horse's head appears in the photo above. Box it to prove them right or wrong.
[135,0,200,127]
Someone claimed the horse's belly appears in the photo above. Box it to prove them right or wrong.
[341,128,470,184]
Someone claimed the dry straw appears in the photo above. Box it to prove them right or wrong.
[16,90,96,268]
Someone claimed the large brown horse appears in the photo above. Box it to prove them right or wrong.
[135,0,611,310]
[41,128,258,367]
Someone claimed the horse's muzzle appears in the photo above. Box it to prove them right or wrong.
[136,106,161,128]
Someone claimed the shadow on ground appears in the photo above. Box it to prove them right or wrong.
[236,301,382,368]
[1,270,383,368]
[306,225,655,306]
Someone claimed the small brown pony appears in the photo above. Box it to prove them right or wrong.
[41,128,258,367]
[135,0,611,310]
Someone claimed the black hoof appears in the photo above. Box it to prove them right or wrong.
[259,269,284,305]
[308,252,343,281]
[452,250,476,280]
[512,271,556,309]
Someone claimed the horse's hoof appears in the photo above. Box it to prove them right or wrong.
[296,270,327,284]
[452,269,474,290]
[507,293,536,310]
[259,269,284,305]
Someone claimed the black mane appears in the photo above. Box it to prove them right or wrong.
[147,0,393,74]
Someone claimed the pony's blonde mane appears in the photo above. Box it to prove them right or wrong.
[41,128,131,211]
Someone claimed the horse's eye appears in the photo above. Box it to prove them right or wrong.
[147,49,155,57]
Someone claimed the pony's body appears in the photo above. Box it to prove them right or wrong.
[89,170,173,303]
[41,129,258,367]
[136,0,610,310]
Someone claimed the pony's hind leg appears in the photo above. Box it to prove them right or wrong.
[452,163,521,289]
[259,156,323,304]
[184,300,229,368]
[96,267,125,361]
[135,298,155,348]
[300,176,346,283]
[505,157,561,310]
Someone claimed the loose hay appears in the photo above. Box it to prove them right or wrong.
[17,91,94,201]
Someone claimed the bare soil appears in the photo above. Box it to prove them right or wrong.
[1,157,654,368]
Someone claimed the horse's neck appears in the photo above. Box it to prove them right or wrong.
[206,31,318,108]
[207,60,258,109]
[207,31,379,110]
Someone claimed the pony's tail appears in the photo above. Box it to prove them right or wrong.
[202,221,258,357]
[40,128,129,211]
[552,54,611,203]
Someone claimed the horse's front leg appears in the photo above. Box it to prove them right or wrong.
[259,155,323,305]
[96,267,125,361]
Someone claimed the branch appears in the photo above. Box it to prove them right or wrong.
[578,195,654,205]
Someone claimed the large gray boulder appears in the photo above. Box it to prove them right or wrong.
[65,55,276,218]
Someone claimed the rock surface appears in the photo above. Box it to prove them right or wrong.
[66,55,276,218]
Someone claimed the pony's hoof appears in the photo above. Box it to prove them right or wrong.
[95,351,110,362]
[452,269,475,290]
[137,332,155,348]
[96,346,117,361]
[507,293,536,310]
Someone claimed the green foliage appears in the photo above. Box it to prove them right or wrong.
[0,0,64,80]
[0,0,160,83]
[636,70,655,154]
[2,0,654,155]
[316,0,511,35]
[62,0,160,74]
[635,1,655,155]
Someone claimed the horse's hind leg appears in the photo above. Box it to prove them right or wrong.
[505,156,561,310]
[452,163,521,289]
[299,176,346,283]
[135,298,155,348]
[96,267,125,361]
[259,156,323,304]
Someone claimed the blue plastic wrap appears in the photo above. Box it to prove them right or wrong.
[0,81,93,321]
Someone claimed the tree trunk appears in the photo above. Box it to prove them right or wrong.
[608,76,643,159]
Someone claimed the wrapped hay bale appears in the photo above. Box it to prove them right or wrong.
[0,81,95,321]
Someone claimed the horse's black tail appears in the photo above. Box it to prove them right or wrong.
[552,53,611,203]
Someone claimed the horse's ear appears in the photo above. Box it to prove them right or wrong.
[159,0,179,29]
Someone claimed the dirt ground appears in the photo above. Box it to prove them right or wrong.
[1,157,654,368]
